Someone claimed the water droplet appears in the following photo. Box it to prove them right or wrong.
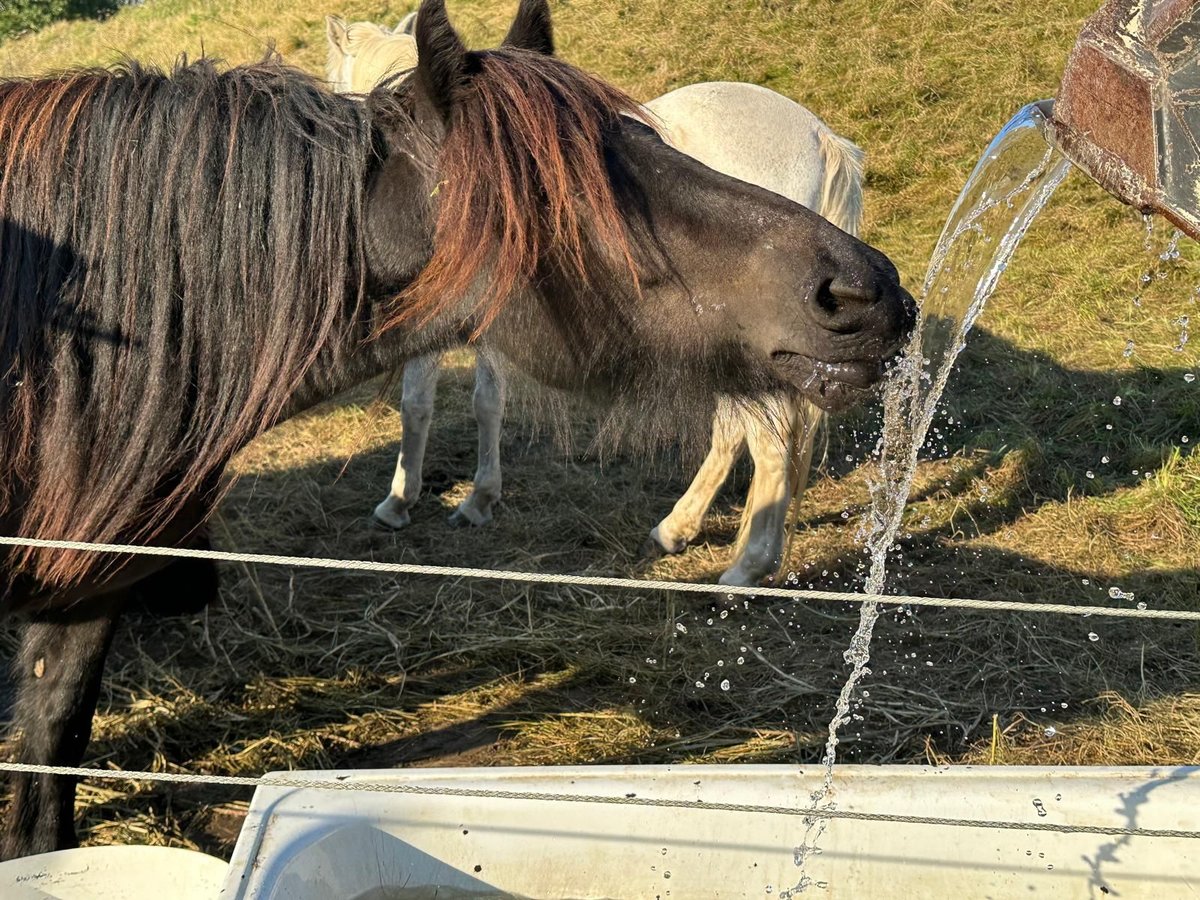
[1123,339,1135,358]
[736,656,745,665]
[628,677,637,684]
[1112,396,1122,406]
[720,679,731,691]
[675,623,688,634]
[1086,470,1095,479]
[663,871,671,880]
[1137,602,1147,611]
[1101,456,1110,464]
[1088,632,1100,642]
[1044,726,1057,738]
[1186,373,1196,383]
[1032,799,1047,817]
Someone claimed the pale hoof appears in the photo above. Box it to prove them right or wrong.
[648,524,687,556]
[372,496,413,530]
[448,497,494,528]
[717,565,770,588]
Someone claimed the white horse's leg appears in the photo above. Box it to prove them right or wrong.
[649,400,746,554]
[449,351,505,527]
[374,354,442,529]
[718,397,820,587]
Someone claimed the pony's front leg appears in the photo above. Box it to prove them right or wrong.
[449,350,505,527]
[374,353,442,529]
[648,399,746,555]
[719,398,820,587]
[2,594,124,860]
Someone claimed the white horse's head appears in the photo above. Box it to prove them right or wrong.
[324,15,419,94]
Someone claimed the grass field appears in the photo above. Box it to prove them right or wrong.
[2,0,1199,855]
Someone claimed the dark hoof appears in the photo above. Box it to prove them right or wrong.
[642,536,675,559]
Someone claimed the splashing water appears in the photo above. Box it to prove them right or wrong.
[785,103,1072,895]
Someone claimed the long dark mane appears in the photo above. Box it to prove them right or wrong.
[389,47,645,334]
[0,58,377,587]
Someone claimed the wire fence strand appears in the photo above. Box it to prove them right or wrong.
[2,535,1199,621]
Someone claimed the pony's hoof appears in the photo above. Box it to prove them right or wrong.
[372,497,412,530]
[647,525,687,556]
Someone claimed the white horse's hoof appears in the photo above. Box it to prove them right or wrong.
[717,566,767,588]
[448,499,494,528]
[648,524,687,556]
[372,497,412,530]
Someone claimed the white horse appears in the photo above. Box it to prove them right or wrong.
[325,15,864,586]
[326,13,419,93]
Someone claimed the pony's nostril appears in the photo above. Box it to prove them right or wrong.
[815,277,840,316]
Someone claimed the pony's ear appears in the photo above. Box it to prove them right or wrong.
[413,0,468,119]
[502,0,554,55]
[325,15,350,53]
[396,11,419,35]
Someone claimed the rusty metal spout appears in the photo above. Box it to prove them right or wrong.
[1047,0,1200,239]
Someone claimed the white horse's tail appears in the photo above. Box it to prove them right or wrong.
[816,128,865,238]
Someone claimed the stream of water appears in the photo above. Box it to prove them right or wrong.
[785,102,1074,895]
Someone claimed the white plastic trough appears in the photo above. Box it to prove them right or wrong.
[215,764,1200,899]
[0,844,227,899]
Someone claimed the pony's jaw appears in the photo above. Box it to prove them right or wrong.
[770,354,884,412]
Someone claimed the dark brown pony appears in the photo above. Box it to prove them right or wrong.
[0,0,913,858]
